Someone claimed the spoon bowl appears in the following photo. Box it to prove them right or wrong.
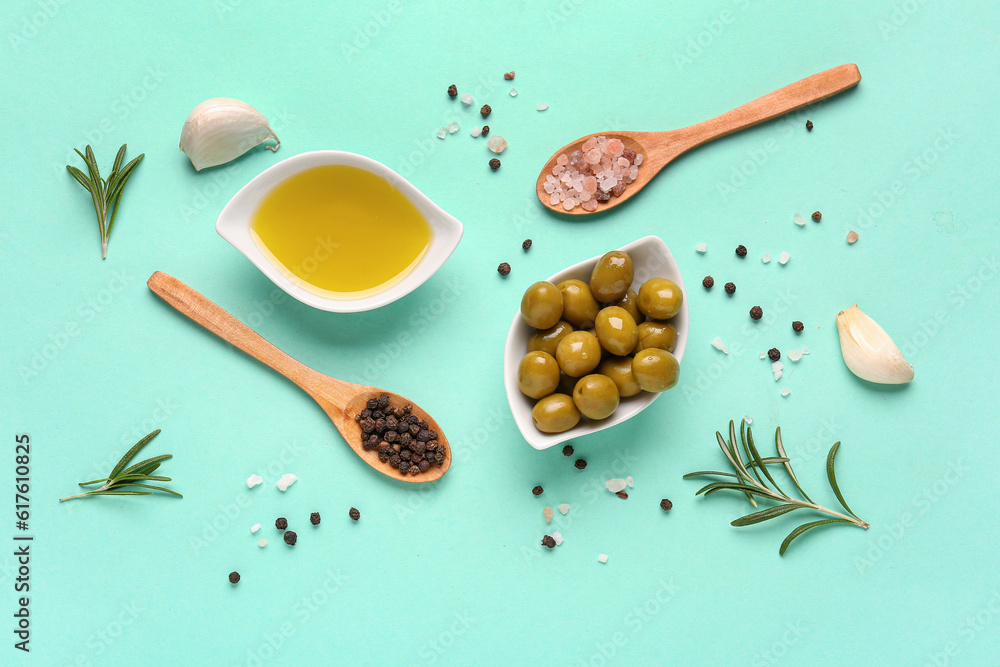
[537,64,862,215]
[147,271,450,483]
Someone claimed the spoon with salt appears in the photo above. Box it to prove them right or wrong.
[536,63,861,215]
[147,271,451,483]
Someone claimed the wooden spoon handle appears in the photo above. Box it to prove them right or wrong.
[676,63,861,150]
[147,271,322,391]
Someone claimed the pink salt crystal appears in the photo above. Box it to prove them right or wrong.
[549,192,560,206]
[579,190,592,202]
[634,153,644,165]
[622,147,636,164]
[563,198,578,211]
[569,150,587,171]
[582,137,598,152]
[606,138,623,155]
[611,181,627,197]
[543,182,555,194]
[617,157,630,169]
[552,165,565,176]
[629,166,638,180]
[585,149,602,165]
[581,199,599,212]
[847,230,859,244]
[556,154,569,166]
[584,176,598,193]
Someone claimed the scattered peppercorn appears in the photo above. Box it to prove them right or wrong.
[660,498,673,511]
[615,491,628,499]
[275,517,288,530]
[229,571,240,584]
[768,348,781,362]
[504,71,515,80]
[702,276,714,289]
[806,120,813,131]
[353,394,447,476]
[349,507,360,521]
[481,125,489,136]
[724,282,736,295]
[750,306,763,320]
[812,211,822,222]
[735,245,747,258]
[541,535,556,548]
[522,239,532,251]
[480,104,491,118]
[792,321,804,333]
[497,262,511,276]
[532,485,544,496]
[562,445,574,457]
[489,158,501,170]
[283,531,297,546]
[574,459,587,470]
[447,84,457,98]
[310,512,321,526]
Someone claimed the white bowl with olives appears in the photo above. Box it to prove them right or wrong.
[503,236,688,450]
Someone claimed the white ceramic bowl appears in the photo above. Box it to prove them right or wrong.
[503,236,688,450]
[216,150,463,312]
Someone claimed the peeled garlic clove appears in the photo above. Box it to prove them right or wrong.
[179,98,279,171]
[836,305,914,384]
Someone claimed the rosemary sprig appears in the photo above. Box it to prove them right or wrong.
[66,144,144,259]
[685,420,868,555]
[59,429,181,501]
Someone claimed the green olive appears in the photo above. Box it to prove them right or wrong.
[613,288,644,324]
[589,250,635,302]
[631,349,680,392]
[527,320,573,357]
[637,278,683,320]
[594,306,639,356]
[634,320,678,353]
[521,281,563,329]
[532,393,581,433]
[597,356,643,398]
[555,330,602,377]
[557,279,601,329]
[572,374,620,420]
[517,351,561,399]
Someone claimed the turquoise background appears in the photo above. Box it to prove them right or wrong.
[2,0,999,664]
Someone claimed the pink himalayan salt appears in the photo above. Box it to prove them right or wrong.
[547,136,643,210]
[584,176,597,193]
[581,199,599,212]
[556,154,568,166]
[606,138,623,154]
[563,198,578,211]
[582,137,598,152]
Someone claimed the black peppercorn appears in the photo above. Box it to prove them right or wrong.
[562,445,574,457]
[229,571,240,584]
[768,348,781,361]
[448,84,458,97]
[349,507,360,521]
[806,120,813,131]
[616,491,628,499]
[532,485,543,496]
[275,517,288,530]
[574,459,587,470]
[660,498,673,511]
[489,158,500,170]
[724,282,736,295]
[366,398,378,410]
[408,464,420,476]
[418,459,430,472]
[541,535,556,549]
[378,394,390,409]
[283,530,297,546]
[792,321,804,333]
[480,104,491,117]
[812,211,822,222]
[310,512,321,526]
[481,125,489,136]
[498,262,511,276]
[750,306,763,320]
[703,276,714,289]
[522,239,532,251]
[736,245,747,258]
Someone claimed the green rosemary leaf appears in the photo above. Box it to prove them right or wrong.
[746,426,785,496]
[66,166,94,192]
[775,427,813,504]
[740,421,768,488]
[725,422,759,507]
[78,478,109,486]
[745,457,790,468]
[120,454,172,478]
[109,429,160,480]
[779,519,853,555]
[826,441,859,519]
[113,483,182,497]
[89,490,154,496]
[682,471,740,479]
[111,143,127,177]
[106,154,143,236]
[731,503,802,526]
[700,483,777,500]
[67,144,143,259]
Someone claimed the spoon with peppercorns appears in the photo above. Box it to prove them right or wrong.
[147,272,451,483]
[536,63,861,215]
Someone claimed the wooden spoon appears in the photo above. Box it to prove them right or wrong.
[147,271,451,483]
[536,63,862,215]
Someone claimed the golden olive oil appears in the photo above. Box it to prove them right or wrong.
[251,165,431,299]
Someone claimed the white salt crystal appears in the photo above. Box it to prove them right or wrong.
[509,88,518,97]
[634,153,643,165]
[552,165,565,176]
[774,369,783,380]
[246,474,263,489]
[276,473,297,491]
[762,253,771,264]
[543,182,555,194]
[470,126,482,138]
[606,478,628,493]
[436,127,447,139]
[794,212,806,226]
[759,352,767,359]
[563,198,578,211]
[447,122,459,134]
[258,538,267,547]
[778,251,791,265]
[772,361,783,381]
[598,554,609,563]
[629,166,638,180]
[487,135,507,153]
[537,102,549,111]
[543,507,554,523]
[549,192,560,206]
[558,504,570,515]
[460,93,473,105]
[781,388,791,397]
[744,415,753,425]
[696,243,707,253]
[802,346,810,355]
[711,337,729,354]
[551,531,563,545]
[787,349,803,362]
[626,476,634,488]
[251,523,261,533]
[556,154,568,166]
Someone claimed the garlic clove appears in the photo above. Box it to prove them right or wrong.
[836,304,914,384]
[179,98,279,171]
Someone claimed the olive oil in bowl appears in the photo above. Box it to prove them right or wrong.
[251,165,431,299]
